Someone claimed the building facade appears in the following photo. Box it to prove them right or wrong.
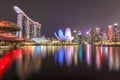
[13,6,41,39]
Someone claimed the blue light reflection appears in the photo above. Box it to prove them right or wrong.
[79,44,83,62]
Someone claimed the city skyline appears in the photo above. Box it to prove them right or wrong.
[1,0,120,37]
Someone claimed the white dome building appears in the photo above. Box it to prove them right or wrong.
[54,27,74,41]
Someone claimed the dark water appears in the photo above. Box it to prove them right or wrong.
[0,44,120,80]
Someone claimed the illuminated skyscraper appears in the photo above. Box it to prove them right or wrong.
[13,6,41,39]
[112,23,120,42]
[108,25,113,42]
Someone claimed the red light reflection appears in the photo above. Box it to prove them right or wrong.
[96,46,104,70]
[0,48,22,79]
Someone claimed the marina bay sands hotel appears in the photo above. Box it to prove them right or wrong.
[13,6,41,39]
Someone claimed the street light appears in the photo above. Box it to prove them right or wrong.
[86,31,89,42]
[86,31,89,35]
[73,30,77,37]
[113,23,118,26]
[73,30,77,33]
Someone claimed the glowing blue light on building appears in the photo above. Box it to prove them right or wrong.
[54,27,74,41]
[32,37,47,43]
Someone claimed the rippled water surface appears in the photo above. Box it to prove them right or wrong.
[1,44,120,80]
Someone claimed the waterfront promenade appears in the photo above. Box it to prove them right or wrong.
[94,41,120,46]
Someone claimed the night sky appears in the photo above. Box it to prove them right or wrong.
[1,0,120,37]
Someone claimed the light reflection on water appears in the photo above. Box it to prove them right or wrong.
[86,44,91,66]
[1,44,120,79]
[55,46,75,67]
[16,45,120,71]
